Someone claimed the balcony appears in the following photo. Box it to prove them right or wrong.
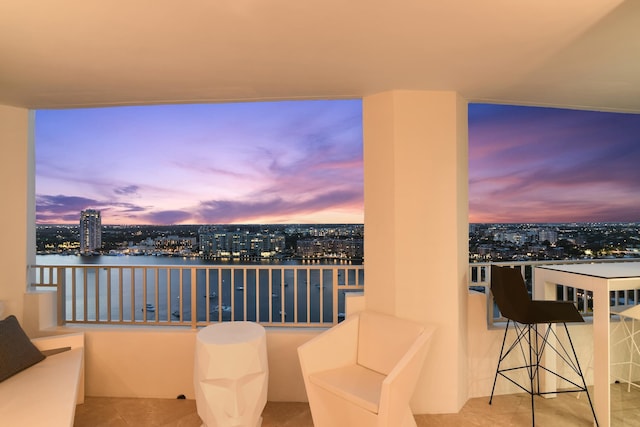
[22,259,640,426]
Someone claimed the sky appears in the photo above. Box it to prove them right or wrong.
[35,100,364,225]
[36,101,640,225]
[469,104,640,224]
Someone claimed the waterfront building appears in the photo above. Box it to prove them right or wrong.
[296,238,364,259]
[198,226,285,259]
[296,239,323,258]
[79,209,102,254]
[154,235,197,253]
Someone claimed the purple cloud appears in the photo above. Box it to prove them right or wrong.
[36,194,100,213]
[141,210,194,225]
[195,189,362,224]
[114,185,140,196]
[35,194,151,224]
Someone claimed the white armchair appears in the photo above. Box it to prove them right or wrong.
[298,311,435,427]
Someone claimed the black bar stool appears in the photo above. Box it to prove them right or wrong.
[488,264,598,426]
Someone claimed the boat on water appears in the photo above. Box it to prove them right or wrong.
[142,303,155,312]
[211,304,232,313]
[236,286,244,291]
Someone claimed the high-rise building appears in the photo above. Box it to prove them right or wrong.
[198,226,285,259]
[539,229,558,244]
[80,209,102,254]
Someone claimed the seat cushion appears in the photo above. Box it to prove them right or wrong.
[0,315,45,383]
[528,300,584,323]
[309,364,385,414]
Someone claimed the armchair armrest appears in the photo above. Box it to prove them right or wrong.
[379,325,435,423]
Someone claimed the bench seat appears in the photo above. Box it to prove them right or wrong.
[0,332,84,427]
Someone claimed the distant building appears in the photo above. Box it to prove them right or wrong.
[198,226,285,259]
[539,229,558,244]
[154,235,197,251]
[296,238,364,259]
[494,231,525,246]
[80,209,102,254]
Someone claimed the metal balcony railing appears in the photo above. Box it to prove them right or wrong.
[31,264,364,328]
[33,258,640,329]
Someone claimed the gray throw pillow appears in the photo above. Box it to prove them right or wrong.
[0,315,45,382]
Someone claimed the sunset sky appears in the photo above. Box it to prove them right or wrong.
[35,100,364,225]
[469,104,640,223]
[35,101,640,225]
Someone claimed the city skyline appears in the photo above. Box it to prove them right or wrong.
[35,100,364,225]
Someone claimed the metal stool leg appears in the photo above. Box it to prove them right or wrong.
[490,320,511,405]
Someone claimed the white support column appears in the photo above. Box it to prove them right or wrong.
[363,91,469,414]
[0,105,32,325]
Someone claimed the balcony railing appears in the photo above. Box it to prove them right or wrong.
[33,258,640,329]
[469,258,640,326]
[31,264,364,328]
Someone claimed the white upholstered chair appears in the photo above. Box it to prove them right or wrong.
[297,311,435,427]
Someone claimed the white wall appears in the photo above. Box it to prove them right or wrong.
[78,326,318,401]
[0,105,31,323]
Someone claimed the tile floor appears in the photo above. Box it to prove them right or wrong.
[74,384,640,427]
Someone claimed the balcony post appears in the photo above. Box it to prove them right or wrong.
[191,267,197,329]
[57,267,66,326]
